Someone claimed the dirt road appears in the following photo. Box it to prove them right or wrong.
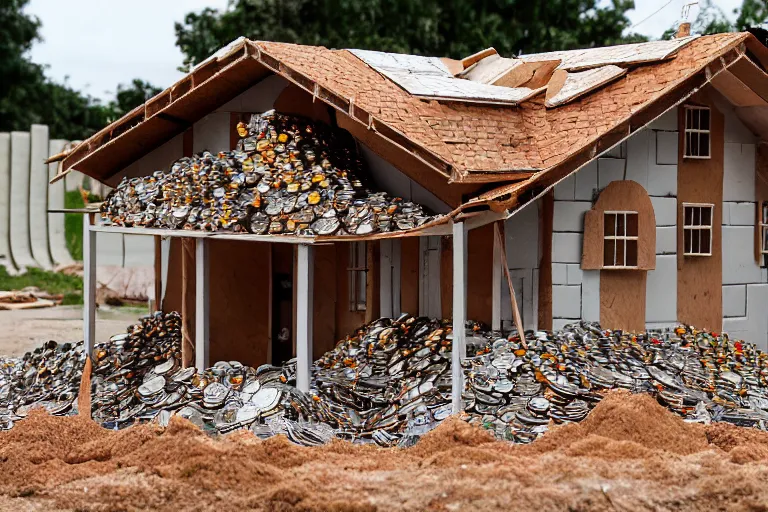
[0,306,145,357]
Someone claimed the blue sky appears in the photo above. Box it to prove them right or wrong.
[25,0,743,102]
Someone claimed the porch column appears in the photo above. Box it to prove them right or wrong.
[296,244,314,392]
[195,238,210,370]
[452,221,467,413]
[82,213,96,356]
[492,223,503,331]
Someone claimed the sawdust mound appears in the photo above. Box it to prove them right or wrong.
[4,391,768,510]
[527,390,709,457]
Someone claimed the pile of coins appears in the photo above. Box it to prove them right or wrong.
[0,340,84,429]
[5,315,768,447]
[463,323,768,442]
[101,110,435,236]
[312,314,489,446]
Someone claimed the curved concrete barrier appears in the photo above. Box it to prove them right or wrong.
[0,134,15,273]
[29,125,53,269]
[9,132,36,270]
[47,139,73,266]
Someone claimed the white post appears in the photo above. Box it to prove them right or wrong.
[83,214,96,356]
[195,238,210,370]
[492,224,503,332]
[296,244,314,392]
[452,221,467,414]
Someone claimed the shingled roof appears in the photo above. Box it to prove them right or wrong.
[55,32,768,205]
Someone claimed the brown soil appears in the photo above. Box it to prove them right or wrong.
[2,391,768,511]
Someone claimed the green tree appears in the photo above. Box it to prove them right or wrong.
[736,0,768,29]
[0,0,159,140]
[662,0,768,38]
[175,0,647,69]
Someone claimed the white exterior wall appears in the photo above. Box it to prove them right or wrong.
[501,197,540,332]
[550,108,680,331]
[546,102,768,348]
[719,105,768,350]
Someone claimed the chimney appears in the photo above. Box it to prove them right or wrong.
[676,22,692,38]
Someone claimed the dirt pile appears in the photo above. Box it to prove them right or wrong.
[1,391,768,511]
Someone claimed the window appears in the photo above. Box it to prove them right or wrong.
[348,242,367,311]
[683,204,714,256]
[603,211,639,268]
[684,106,711,159]
[761,202,768,258]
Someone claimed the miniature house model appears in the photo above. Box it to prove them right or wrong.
[51,31,768,400]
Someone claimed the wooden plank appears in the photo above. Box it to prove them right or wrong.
[581,210,604,270]
[537,192,554,330]
[313,244,337,357]
[296,244,314,392]
[208,240,271,367]
[82,214,96,357]
[451,221,467,414]
[676,91,724,331]
[600,270,647,332]
[467,223,494,326]
[495,223,525,337]
[711,69,767,107]
[195,238,210,370]
[492,223,503,331]
[440,236,453,319]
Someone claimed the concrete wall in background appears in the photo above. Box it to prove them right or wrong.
[0,127,153,277]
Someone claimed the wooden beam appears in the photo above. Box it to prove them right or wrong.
[451,221,467,414]
[195,238,210,370]
[82,213,96,357]
[495,223,525,337]
[711,69,767,107]
[296,244,314,392]
[492,222,503,331]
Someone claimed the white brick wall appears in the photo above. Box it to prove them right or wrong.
[550,111,680,329]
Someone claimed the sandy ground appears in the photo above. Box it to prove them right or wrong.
[0,306,145,358]
[1,391,768,511]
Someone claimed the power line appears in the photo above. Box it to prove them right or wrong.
[629,0,678,30]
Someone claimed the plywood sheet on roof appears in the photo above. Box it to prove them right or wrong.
[546,65,627,107]
[350,48,537,105]
[460,54,522,84]
[520,36,698,71]
[349,49,452,76]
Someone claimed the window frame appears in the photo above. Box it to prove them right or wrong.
[348,241,368,312]
[603,210,639,269]
[683,105,712,160]
[682,202,714,257]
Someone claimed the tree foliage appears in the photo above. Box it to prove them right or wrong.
[175,0,648,69]
[0,0,160,140]
[661,0,768,38]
